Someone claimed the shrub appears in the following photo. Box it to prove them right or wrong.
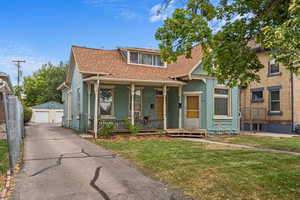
[23,106,32,123]
[98,122,115,138]
[123,117,141,135]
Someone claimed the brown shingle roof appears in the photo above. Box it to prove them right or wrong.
[71,45,203,82]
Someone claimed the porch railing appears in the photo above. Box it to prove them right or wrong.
[97,119,163,131]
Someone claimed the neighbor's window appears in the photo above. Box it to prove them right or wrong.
[252,90,263,102]
[214,88,230,116]
[99,88,114,116]
[270,90,280,112]
[129,51,164,67]
[269,59,280,75]
[129,89,143,119]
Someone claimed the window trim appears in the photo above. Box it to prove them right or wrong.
[213,85,232,119]
[128,87,144,119]
[268,59,281,77]
[99,86,115,119]
[268,85,282,114]
[127,51,167,68]
[67,90,72,120]
[251,87,264,103]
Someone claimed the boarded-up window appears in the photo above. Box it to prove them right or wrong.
[186,96,199,118]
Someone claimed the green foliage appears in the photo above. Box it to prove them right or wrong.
[23,106,32,123]
[155,0,300,86]
[123,117,141,135]
[98,122,115,138]
[23,62,67,107]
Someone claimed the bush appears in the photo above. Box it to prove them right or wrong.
[123,117,141,135]
[23,106,32,123]
[97,122,115,138]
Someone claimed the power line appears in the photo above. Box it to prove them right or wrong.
[12,60,25,88]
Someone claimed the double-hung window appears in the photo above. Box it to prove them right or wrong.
[214,87,231,117]
[269,59,280,76]
[270,90,280,112]
[99,88,114,117]
[129,89,143,119]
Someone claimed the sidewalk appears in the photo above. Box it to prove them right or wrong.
[240,131,299,138]
[179,138,300,156]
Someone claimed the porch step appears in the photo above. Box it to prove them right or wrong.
[166,129,207,138]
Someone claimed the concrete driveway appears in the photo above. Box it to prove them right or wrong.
[11,124,182,200]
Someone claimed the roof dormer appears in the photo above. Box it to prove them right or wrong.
[119,47,166,68]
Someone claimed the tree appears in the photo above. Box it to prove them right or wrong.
[155,0,300,86]
[23,62,67,107]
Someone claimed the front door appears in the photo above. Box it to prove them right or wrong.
[184,95,200,129]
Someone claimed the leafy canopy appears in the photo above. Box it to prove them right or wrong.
[155,0,300,86]
[23,62,67,107]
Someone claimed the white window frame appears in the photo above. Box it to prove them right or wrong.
[99,86,115,119]
[213,85,232,119]
[127,51,166,68]
[269,89,281,112]
[269,59,280,75]
[128,87,143,119]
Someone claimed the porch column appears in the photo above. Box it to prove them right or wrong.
[163,85,167,130]
[94,80,99,138]
[178,86,182,129]
[87,83,91,128]
[131,84,135,125]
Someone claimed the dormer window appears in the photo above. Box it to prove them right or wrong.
[128,51,165,67]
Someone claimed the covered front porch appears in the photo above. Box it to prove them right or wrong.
[84,76,185,137]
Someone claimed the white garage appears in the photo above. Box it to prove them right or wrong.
[31,101,64,124]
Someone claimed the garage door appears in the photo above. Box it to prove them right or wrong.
[55,111,63,123]
[34,111,49,123]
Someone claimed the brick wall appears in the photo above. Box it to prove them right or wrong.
[240,51,293,128]
[294,75,300,127]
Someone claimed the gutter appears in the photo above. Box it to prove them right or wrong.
[83,76,186,85]
[291,72,295,132]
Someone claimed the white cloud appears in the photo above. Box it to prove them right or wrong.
[149,0,176,22]
[0,41,58,86]
[82,0,138,20]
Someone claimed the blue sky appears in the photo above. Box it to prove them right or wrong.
[0,0,177,85]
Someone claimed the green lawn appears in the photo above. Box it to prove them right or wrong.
[208,135,300,153]
[96,137,300,200]
[0,140,9,191]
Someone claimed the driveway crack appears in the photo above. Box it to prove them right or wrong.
[90,166,111,200]
[30,154,63,177]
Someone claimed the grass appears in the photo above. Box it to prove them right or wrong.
[207,135,300,153]
[95,136,300,200]
[0,140,9,191]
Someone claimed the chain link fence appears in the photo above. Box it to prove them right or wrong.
[3,95,24,170]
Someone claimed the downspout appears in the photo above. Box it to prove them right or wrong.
[291,72,294,132]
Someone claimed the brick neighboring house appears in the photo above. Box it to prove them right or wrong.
[240,45,300,133]
[0,72,13,139]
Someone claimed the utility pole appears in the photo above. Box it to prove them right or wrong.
[12,60,25,88]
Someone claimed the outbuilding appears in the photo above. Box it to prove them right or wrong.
[31,101,64,123]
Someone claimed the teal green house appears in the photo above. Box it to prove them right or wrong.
[58,45,240,136]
